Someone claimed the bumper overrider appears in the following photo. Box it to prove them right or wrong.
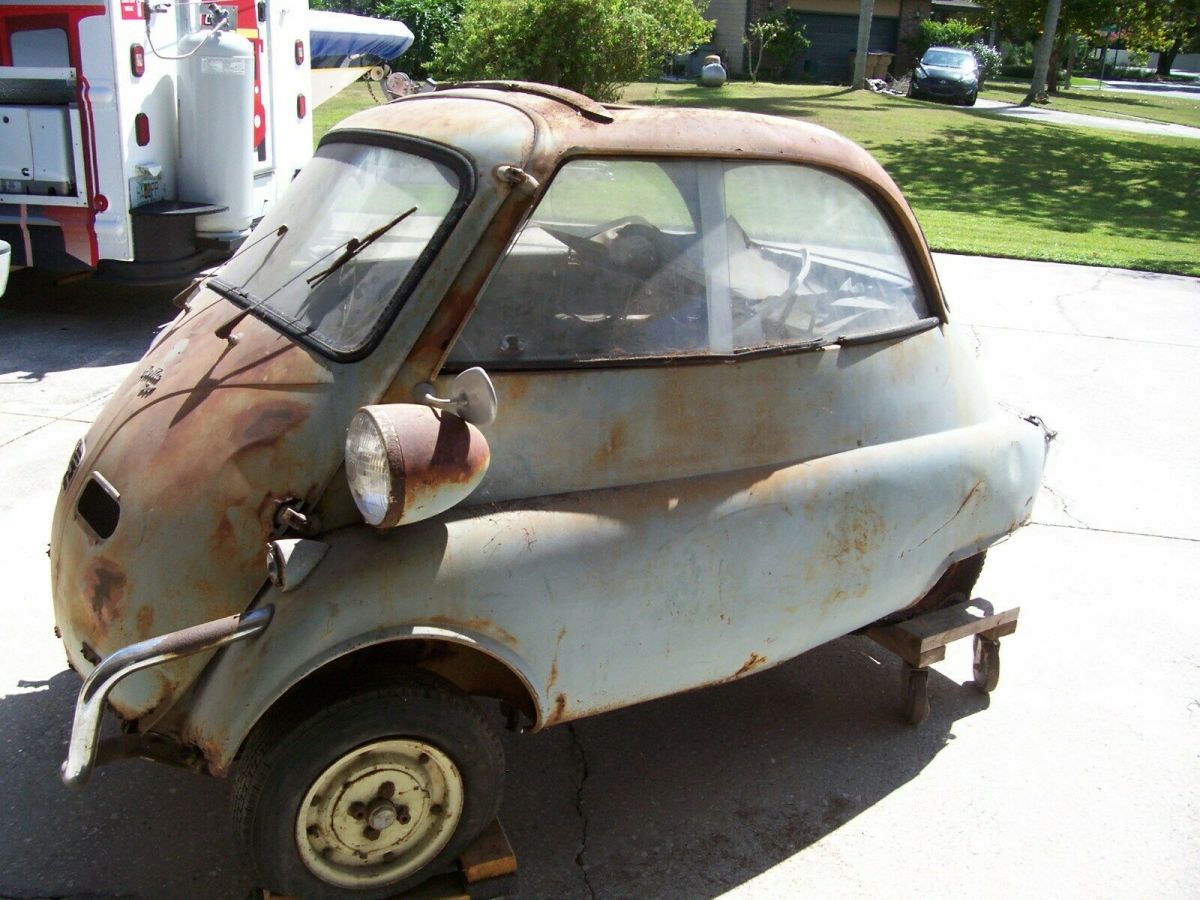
[61,605,274,787]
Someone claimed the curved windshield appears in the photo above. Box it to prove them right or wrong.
[923,49,976,70]
[212,139,466,357]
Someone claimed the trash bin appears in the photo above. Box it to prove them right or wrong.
[867,52,894,79]
[849,51,896,81]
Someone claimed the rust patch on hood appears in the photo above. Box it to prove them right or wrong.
[230,401,310,451]
[136,605,155,638]
[85,558,127,627]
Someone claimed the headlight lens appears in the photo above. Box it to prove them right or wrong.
[345,409,394,526]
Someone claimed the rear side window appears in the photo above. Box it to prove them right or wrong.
[448,158,928,368]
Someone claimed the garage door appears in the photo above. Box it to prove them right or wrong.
[789,13,899,82]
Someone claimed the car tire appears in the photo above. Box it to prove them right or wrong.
[876,551,986,625]
[965,91,978,107]
[233,675,505,900]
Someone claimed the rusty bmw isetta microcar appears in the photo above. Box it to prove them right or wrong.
[51,82,1049,898]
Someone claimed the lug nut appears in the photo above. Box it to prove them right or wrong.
[379,781,395,799]
[364,826,381,841]
[349,801,366,820]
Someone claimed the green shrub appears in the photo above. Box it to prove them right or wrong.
[430,0,713,101]
[969,41,1002,83]
[375,0,462,77]
[916,18,981,57]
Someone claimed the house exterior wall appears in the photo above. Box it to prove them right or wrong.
[722,0,935,78]
[896,0,932,72]
[705,0,748,72]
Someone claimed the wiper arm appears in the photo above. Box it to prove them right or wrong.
[305,206,418,290]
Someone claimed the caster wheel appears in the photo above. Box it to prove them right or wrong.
[901,664,930,725]
[973,635,1001,693]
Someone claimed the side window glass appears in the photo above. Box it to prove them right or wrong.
[448,159,927,368]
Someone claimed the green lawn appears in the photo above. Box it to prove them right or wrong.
[981,78,1200,129]
[626,82,1199,276]
[313,82,381,147]
[314,80,1200,276]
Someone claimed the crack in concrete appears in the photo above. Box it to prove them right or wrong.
[567,722,597,900]
[1052,270,1109,335]
[1030,520,1200,544]
[967,321,1200,350]
[1041,484,1091,530]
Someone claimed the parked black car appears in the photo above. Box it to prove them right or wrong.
[909,46,979,106]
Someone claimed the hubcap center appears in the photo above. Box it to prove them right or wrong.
[367,799,398,832]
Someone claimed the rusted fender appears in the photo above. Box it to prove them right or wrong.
[178,412,1047,775]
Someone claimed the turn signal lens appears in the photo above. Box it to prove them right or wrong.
[134,113,150,146]
[130,43,145,77]
[294,39,304,64]
[296,94,306,118]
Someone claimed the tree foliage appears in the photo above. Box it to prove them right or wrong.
[743,12,809,84]
[429,0,713,101]
[980,0,1199,84]
[916,18,982,57]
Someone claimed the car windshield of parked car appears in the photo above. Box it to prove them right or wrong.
[923,49,975,69]
[211,139,463,357]
[448,158,928,367]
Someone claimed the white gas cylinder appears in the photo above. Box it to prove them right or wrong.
[176,29,255,237]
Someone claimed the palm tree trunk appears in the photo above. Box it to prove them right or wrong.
[852,0,875,89]
[1022,0,1062,106]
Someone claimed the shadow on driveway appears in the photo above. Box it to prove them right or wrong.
[0,272,178,383]
[0,636,991,899]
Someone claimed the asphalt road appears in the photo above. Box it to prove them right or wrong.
[1,254,1197,899]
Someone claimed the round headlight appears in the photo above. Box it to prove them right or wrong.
[345,408,396,526]
[345,404,492,529]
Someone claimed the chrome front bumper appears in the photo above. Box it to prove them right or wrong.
[61,605,273,787]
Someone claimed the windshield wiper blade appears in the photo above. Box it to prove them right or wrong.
[305,206,418,290]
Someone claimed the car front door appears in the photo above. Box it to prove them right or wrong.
[435,156,964,722]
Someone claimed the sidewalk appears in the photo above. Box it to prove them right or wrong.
[972,96,1200,139]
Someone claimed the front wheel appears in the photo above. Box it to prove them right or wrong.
[965,91,978,107]
[233,676,504,899]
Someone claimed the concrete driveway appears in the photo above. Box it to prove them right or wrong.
[1,254,1197,899]
[969,96,1200,139]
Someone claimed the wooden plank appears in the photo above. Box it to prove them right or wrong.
[460,819,518,884]
[866,600,1020,666]
[865,624,945,668]
[259,817,516,900]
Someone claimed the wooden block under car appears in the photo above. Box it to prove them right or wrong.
[259,818,517,900]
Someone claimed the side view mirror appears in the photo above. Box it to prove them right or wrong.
[415,366,498,426]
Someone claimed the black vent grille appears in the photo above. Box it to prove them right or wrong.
[77,474,120,540]
[62,438,85,491]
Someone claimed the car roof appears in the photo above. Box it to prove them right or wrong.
[328,82,947,314]
[335,81,902,203]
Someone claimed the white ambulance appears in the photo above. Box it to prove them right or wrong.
[0,0,410,294]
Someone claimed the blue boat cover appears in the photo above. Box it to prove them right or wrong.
[309,10,414,65]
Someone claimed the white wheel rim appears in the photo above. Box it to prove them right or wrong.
[295,738,464,889]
